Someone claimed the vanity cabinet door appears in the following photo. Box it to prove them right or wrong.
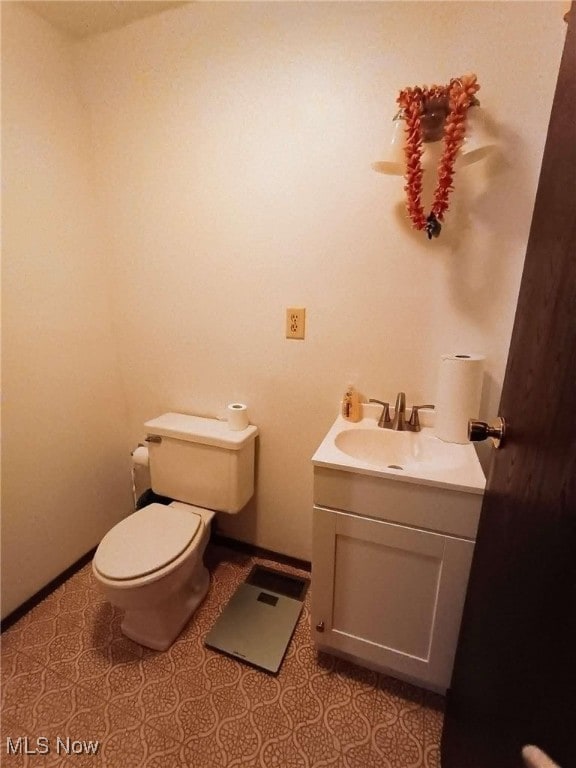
[312,505,474,692]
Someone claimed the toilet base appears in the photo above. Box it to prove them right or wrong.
[120,565,210,651]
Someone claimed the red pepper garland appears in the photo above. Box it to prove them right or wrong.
[397,75,480,239]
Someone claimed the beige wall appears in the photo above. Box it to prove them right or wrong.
[74,1,565,561]
[1,1,566,596]
[1,3,132,618]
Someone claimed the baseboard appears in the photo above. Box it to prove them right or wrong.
[1,548,96,633]
[1,534,311,633]
[210,532,311,573]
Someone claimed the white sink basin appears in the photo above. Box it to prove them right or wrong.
[312,404,485,493]
[334,428,467,472]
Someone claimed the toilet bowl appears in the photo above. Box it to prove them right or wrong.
[93,502,214,650]
[92,412,258,650]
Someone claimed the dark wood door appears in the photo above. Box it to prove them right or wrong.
[441,7,576,768]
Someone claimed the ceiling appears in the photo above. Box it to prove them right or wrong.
[26,1,191,39]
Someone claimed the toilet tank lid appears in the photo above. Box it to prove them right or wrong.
[144,412,258,449]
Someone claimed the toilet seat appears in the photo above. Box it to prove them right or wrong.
[94,503,202,581]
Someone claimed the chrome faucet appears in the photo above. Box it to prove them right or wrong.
[391,392,407,431]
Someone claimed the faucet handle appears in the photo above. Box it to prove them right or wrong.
[368,399,391,427]
[408,404,435,431]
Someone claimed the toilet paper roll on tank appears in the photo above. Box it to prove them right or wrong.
[227,403,250,431]
[435,353,485,443]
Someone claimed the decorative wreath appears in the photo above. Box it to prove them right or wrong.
[397,74,480,239]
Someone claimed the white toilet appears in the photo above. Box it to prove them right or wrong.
[92,412,258,651]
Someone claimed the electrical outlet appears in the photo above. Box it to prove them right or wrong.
[286,307,306,339]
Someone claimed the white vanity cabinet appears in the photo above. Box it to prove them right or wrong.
[311,466,483,693]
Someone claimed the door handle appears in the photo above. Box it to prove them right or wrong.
[468,416,506,448]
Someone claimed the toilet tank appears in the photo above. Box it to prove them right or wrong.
[144,413,258,514]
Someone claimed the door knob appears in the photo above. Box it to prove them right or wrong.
[468,416,506,448]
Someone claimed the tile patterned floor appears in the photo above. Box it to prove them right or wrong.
[1,543,444,767]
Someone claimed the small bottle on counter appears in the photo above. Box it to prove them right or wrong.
[342,387,352,418]
[342,384,362,422]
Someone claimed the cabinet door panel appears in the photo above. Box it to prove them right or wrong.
[312,506,474,691]
[333,530,442,659]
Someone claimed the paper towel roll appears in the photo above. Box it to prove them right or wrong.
[227,403,249,431]
[435,354,485,443]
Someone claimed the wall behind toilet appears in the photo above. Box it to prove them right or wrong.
[72,1,565,562]
[1,4,132,618]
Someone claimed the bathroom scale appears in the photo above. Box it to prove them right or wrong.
[205,565,309,674]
